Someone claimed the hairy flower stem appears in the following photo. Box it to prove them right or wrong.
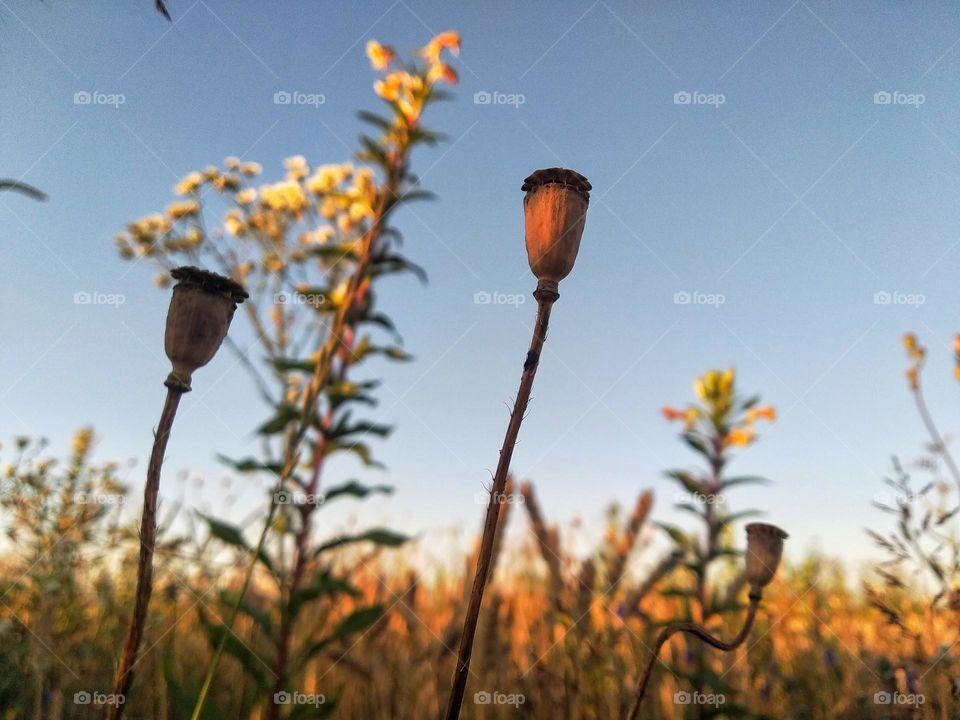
[628,592,760,720]
[108,388,182,720]
[443,282,558,720]
[189,165,400,720]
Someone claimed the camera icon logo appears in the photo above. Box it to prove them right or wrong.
[474,291,492,305]
[274,91,292,105]
[474,691,492,704]
[674,91,692,105]
[874,691,891,704]
[74,692,92,705]
[873,290,891,305]
[874,91,892,105]
[474,91,492,105]
[74,291,92,305]
[274,291,291,305]
[274,490,292,505]
[274,691,292,705]
[674,690,692,704]
[74,91,92,105]
[673,290,691,305]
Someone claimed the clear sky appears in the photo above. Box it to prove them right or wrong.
[3,0,960,575]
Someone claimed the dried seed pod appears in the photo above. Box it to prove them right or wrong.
[745,522,788,592]
[522,167,590,291]
[163,266,248,392]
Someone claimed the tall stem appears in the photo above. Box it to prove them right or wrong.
[108,388,182,720]
[443,281,558,720]
[913,384,960,495]
[189,166,401,720]
[628,593,760,720]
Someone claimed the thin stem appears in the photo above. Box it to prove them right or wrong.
[628,594,760,720]
[912,384,960,496]
[443,282,558,720]
[108,388,182,720]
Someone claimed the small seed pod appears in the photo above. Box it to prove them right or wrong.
[522,168,591,293]
[163,266,248,392]
[744,522,788,592]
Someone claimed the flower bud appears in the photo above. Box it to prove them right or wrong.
[745,522,787,592]
[522,168,590,291]
[163,266,248,392]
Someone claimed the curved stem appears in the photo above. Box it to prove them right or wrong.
[443,281,558,720]
[628,594,760,720]
[912,384,960,496]
[108,388,182,720]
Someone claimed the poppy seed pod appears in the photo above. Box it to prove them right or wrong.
[522,168,591,293]
[744,523,788,593]
[163,266,248,392]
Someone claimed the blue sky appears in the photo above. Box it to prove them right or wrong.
[3,0,960,575]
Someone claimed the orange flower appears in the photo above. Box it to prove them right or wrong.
[725,426,756,447]
[420,31,460,64]
[662,406,686,422]
[365,40,395,71]
[746,406,776,424]
[427,61,458,85]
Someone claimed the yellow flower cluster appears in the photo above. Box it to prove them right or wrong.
[366,32,460,127]
[903,332,925,391]
[662,368,775,448]
[71,426,93,458]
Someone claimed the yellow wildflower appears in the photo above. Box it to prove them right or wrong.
[427,61,458,85]
[284,155,309,181]
[725,426,756,447]
[166,200,199,219]
[235,187,257,205]
[261,181,307,213]
[746,406,776,424]
[224,210,246,236]
[72,427,93,457]
[174,171,204,195]
[366,40,395,71]
[420,30,460,64]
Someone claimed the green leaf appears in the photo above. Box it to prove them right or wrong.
[657,522,690,547]
[682,432,712,459]
[327,413,393,441]
[288,571,362,618]
[357,135,387,165]
[322,441,384,468]
[257,405,298,435]
[350,336,412,363]
[357,110,391,131]
[292,606,385,671]
[314,528,410,556]
[719,476,770,490]
[220,589,278,643]
[664,470,707,496]
[321,480,393,503]
[199,514,273,572]
[716,510,763,528]
[201,514,248,549]
[397,189,436,204]
[217,455,284,475]
[331,605,383,636]
[370,253,428,284]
